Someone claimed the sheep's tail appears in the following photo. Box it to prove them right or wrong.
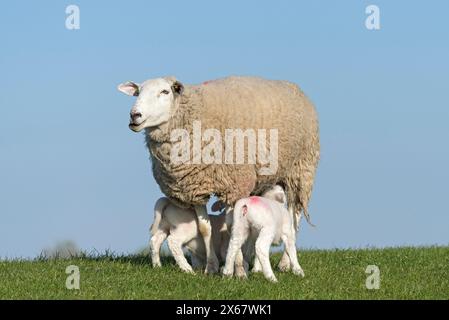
[151,197,170,235]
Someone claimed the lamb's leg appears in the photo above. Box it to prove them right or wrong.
[149,230,168,267]
[234,250,248,279]
[222,234,247,277]
[255,227,277,282]
[279,207,302,271]
[224,206,247,278]
[194,205,219,274]
[167,235,194,274]
[278,251,290,272]
[245,238,262,273]
[277,209,292,272]
[252,255,263,273]
[220,228,247,278]
[222,211,248,277]
[282,234,305,277]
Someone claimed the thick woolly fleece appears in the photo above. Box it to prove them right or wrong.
[145,76,320,220]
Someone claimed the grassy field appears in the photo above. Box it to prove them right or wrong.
[0,246,448,299]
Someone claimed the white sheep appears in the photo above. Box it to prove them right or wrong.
[118,76,320,273]
[222,186,305,282]
[150,197,249,276]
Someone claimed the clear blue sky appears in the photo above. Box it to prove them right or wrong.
[1,1,448,258]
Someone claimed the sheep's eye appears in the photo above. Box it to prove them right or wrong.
[161,89,170,95]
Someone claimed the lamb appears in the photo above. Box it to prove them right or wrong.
[150,197,233,274]
[222,186,305,282]
[118,76,320,274]
[212,185,294,274]
[150,184,286,275]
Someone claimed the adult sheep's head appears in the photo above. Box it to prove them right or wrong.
[117,77,184,132]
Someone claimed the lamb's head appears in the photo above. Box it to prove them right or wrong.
[117,77,184,132]
[261,185,287,205]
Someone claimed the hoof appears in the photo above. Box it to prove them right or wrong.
[251,266,262,273]
[277,262,291,272]
[293,267,305,277]
[222,268,234,278]
[205,260,219,274]
[235,268,248,279]
[180,267,195,274]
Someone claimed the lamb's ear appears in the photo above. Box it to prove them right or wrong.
[117,81,140,96]
[171,80,184,95]
[273,192,286,204]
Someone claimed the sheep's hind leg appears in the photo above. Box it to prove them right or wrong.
[295,143,319,228]
[191,254,205,270]
[195,205,219,274]
[150,230,168,267]
[167,235,194,274]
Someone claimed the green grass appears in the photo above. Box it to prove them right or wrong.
[0,246,448,299]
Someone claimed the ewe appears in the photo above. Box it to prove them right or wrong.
[118,76,320,274]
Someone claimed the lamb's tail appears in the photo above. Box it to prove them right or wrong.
[233,199,249,219]
[151,197,170,235]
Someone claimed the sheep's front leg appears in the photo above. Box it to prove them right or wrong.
[255,227,277,282]
[195,205,219,274]
[149,230,168,267]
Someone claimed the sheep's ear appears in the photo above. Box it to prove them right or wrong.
[117,81,140,96]
[171,80,184,95]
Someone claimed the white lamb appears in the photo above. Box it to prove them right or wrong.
[150,185,286,276]
[222,186,305,282]
[149,197,232,274]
